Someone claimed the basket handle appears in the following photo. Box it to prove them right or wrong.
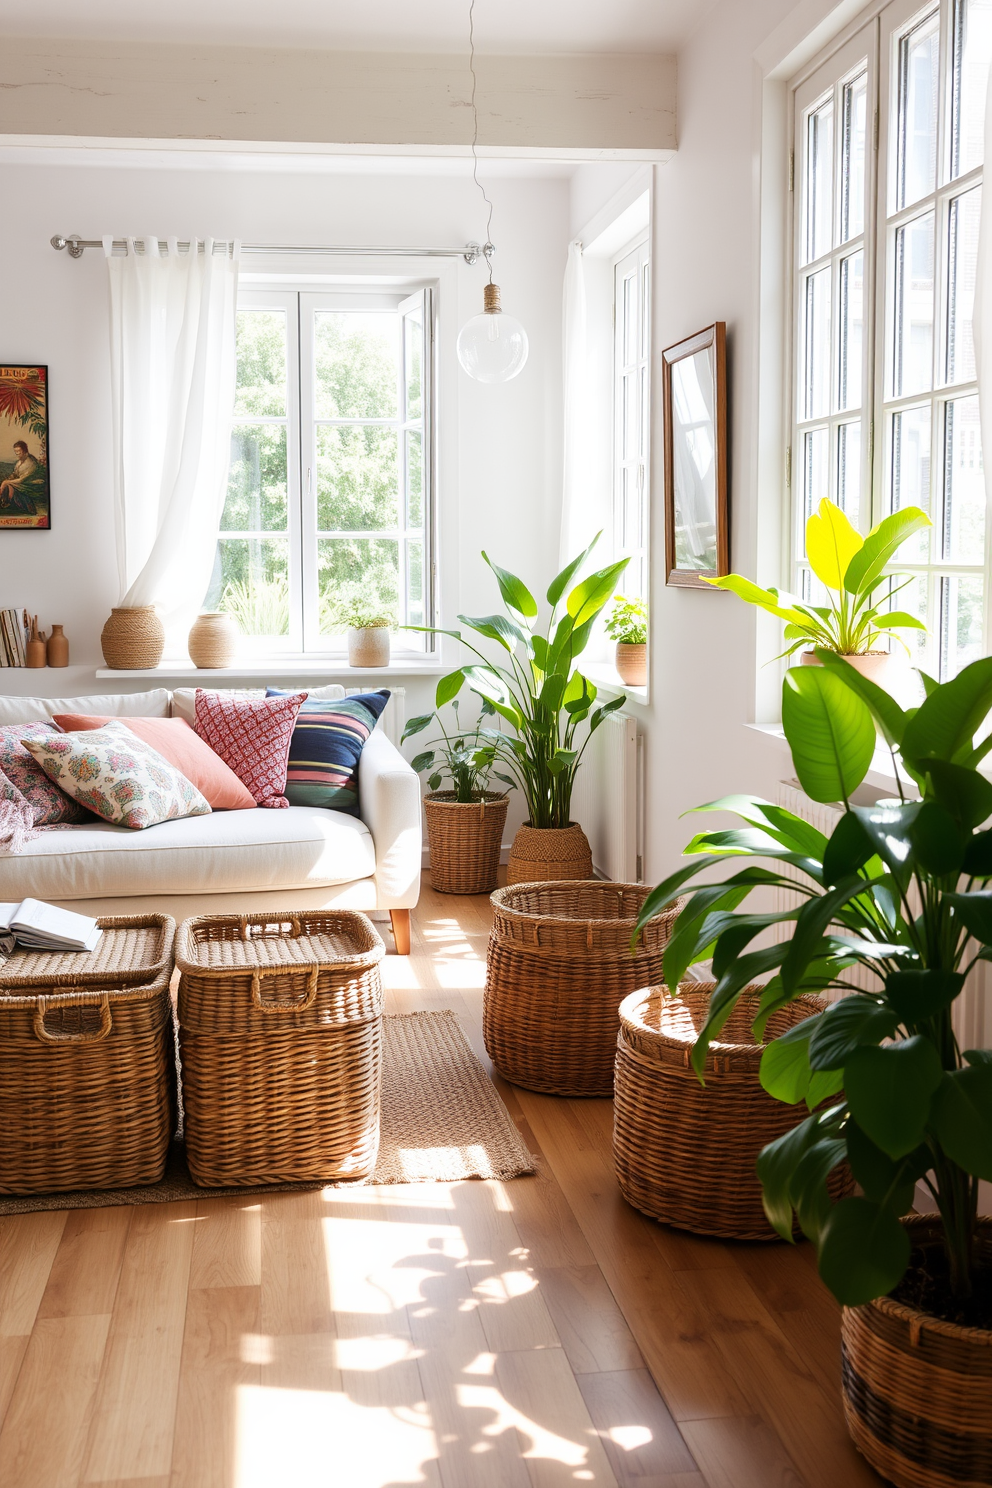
[32,991,112,1044]
[250,964,319,1012]
[239,915,302,942]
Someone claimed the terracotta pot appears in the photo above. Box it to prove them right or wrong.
[188,611,239,669]
[25,615,45,669]
[101,606,165,670]
[348,626,390,667]
[800,650,894,686]
[841,1214,992,1488]
[424,792,508,895]
[506,822,593,885]
[616,641,647,687]
[46,624,68,667]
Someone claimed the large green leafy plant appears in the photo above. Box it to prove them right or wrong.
[709,499,930,658]
[413,537,628,829]
[401,699,511,803]
[636,652,992,1308]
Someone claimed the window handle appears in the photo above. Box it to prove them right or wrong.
[306,466,313,498]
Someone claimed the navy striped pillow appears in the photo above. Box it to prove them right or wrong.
[265,689,389,817]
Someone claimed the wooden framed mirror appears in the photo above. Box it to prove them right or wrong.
[662,322,728,588]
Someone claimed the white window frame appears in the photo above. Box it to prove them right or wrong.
[218,281,436,659]
[613,234,651,599]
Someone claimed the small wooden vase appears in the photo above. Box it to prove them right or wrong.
[46,624,68,667]
[25,616,46,669]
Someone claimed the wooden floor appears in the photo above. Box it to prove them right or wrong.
[0,884,882,1488]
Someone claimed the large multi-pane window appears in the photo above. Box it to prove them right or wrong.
[791,0,992,678]
[205,287,433,654]
[614,237,651,597]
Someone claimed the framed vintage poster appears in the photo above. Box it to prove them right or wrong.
[662,323,727,587]
[0,366,50,530]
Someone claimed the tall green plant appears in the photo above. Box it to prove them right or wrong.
[412,536,628,829]
[636,652,992,1308]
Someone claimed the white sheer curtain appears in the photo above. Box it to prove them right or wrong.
[559,240,612,565]
[975,80,992,567]
[105,236,240,639]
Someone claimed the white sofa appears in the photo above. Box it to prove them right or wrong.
[0,686,422,952]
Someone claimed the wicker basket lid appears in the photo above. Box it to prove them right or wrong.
[0,914,175,993]
[175,910,385,975]
[619,983,825,1072]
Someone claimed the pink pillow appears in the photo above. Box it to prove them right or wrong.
[193,690,307,808]
[0,723,90,825]
[53,715,256,812]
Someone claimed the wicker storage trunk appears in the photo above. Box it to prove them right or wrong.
[176,911,385,1187]
[424,791,508,894]
[613,983,847,1240]
[0,914,177,1195]
[483,882,682,1097]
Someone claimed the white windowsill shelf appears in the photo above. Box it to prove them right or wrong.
[94,658,448,681]
[581,661,648,703]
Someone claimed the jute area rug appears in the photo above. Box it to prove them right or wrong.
[0,1010,536,1216]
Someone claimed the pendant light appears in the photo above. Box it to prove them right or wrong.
[456,0,529,383]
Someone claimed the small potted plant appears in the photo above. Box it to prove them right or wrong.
[605,595,647,686]
[710,498,930,688]
[332,595,394,668]
[402,698,513,894]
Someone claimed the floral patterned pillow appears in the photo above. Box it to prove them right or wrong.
[21,720,211,830]
[0,723,90,825]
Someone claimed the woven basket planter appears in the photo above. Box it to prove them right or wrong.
[176,910,385,1186]
[841,1215,992,1488]
[506,821,593,884]
[424,791,508,895]
[100,605,166,669]
[613,983,851,1240]
[0,914,177,1194]
[483,881,682,1096]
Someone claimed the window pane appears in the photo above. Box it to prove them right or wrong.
[886,572,930,673]
[897,11,940,209]
[234,310,287,418]
[893,212,935,396]
[406,430,423,527]
[946,185,981,383]
[207,537,290,638]
[407,540,425,633]
[405,308,423,423]
[316,426,399,531]
[805,96,835,263]
[803,267,832,418]
[841,70,868,242]
[941,573,984,676]
[839,251,864,410]
[317,538,399,635]
[623,273,638,364]
[221,425,287,532]
[624,370,639,457]
[943,394,985,561]
[640,261,651,358]
[891,405,932,560]
[314,312,399,420]
[803,426,829,524]
[950,0,992,179]
[837,420,861,515]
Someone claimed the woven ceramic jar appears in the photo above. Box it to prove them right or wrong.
[616,642,647,686]
[506,822,592,884]
[188,611,239,669]
[800,650,894,685]
[424,792,508,894]
[349,626,390,667]
[841,1216,992,1488]
[100,606,166,670]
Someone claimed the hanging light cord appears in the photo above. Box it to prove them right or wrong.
[468,0,495,282]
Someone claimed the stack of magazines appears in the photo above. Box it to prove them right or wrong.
[0,899,102,962]
[0,609,27,667]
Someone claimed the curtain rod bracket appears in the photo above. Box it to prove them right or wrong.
[51,234,84,259]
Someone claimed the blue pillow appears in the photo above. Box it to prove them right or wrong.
[265,689,389,817]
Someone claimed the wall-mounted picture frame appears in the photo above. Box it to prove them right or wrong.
[0,365,50,531]
[662,323,727,588]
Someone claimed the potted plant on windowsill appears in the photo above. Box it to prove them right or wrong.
[708,498,931,690]
[330,595,394,668]
[402,698,513,895]
[635,652,992,1488]
[605,594,647,686]
[411,534,628,884]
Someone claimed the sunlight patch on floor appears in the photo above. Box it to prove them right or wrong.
[456,1382,590,1469]
[322,1215,469,1315]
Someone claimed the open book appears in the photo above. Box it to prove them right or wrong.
[0,899,103,954]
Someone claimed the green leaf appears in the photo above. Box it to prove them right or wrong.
[907,801,968,876]
[885,970,964,1024]
[427,772,442,792]
[633,856,723,942]
[901,654,992,764]
[806,498,863,591]
[759,1016,819,1104]
[756,1112,823,1240]
[806,1066,845,1109]
[694,795,829,858]
[780,878,873,995]
[712,910,800,979]
[963,830,992,879]
[547,748,578,775]
[458,613,531,654]
[401,713,436,742]
[706,573,820,628]
[782,666,876,805]
[814,651,908,749]
[566,559,630,629]
[845,1036,944,1158]
[821,811,873,886]
[691,944,789,1074]
[435,671,465,709]
[790,1137,847,1243]
[946,890,992,944]
[928,1065,992,1180]
[871,611,928,632]
[546,534,600,608]
[590,695,627,731]
[808,995,899,1072]
[852,801,921,880]
[845,1121,927,1215]
[539,673,568,713]
[817,1197,911,1305]
[843,506,931,597]
[660,885,753,987]
[410,750,436,773]
[964,1049,992,1066]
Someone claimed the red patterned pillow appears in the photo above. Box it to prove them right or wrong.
[193,690,307,808]
[0,724,90,825]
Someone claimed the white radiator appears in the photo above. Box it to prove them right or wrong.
[572,711,640,882]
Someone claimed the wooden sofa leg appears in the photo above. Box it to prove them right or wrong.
[389,909,411,955]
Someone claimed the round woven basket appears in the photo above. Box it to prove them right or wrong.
[483,881,682,1096]
[613,983,848,1240]
[841,1215,992,1488]
[187,611,239,669]
[100,606,165,670]
[506,822,593,884]
[424,791,508,895]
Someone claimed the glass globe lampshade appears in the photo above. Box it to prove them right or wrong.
[457,282,529,383]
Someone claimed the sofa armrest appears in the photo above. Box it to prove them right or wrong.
[358,727,422,910]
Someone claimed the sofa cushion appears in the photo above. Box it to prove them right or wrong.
[0,723,90,825]
[267,688,389,817]
[53,715,256,811]
[171,683,346,727]
[193,690,306,808]
[0,689,171,726]
[0,806,376,901]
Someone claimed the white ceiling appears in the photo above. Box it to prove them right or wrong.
[0,0,719,54]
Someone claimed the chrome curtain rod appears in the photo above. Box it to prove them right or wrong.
[51,234,494,264]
